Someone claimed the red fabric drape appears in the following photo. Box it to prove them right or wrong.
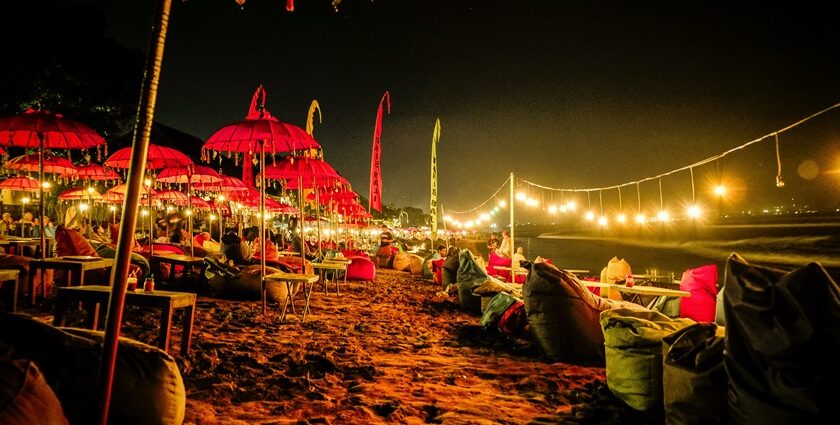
[368,91,390,212]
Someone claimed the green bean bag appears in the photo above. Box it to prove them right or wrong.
[456,250,494,315]
[600,309,694,411]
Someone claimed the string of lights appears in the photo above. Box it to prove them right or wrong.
[443,101,839,230]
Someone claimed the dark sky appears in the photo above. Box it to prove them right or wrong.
[77,1,840,213]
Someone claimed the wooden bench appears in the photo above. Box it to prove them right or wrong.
[54,285,196,355]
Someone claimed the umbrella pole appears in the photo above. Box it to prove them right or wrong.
[149,182,154,257]
[96,0,171,423]
[316,189,322,259]
[259,141,267,314]
[38,140,45,256]
[188,174,194,257]
[298,176,304,266]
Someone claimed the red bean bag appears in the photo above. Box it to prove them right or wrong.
[432,258,445,285]
[346,256,375,281]
[342,249,368,258]
[679,264,718,322]
[54,226,97,257]
[487,251,512,281]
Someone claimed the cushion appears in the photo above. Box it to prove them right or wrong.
[54,226,97,257]
[678,264,718,322]
[0,359,69,425]
[346,256,375,281]
[524,262,647,365]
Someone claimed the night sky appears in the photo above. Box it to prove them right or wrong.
[32,1,840,214]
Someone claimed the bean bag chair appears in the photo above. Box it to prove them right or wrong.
[724,254,840,425]
[346,256,375,282]
[408,254,424,276]
[269,256,314,276]
[0,358,69,425]
[53,226,98,257]
[342,249,368,259]
[441,254,459,287]
[679,264,718,322]
[456,250,497,315]
[0,313,185,425]
[193,232,211,248]
[524,262,647,365]
[479,292,519,329]
[599,256,631,300]
[252,237,279,262]
[487,251,512,281]
[497,300,528,339]
[662,323,727,425]
[431,258,445,286]
[206,265,298,302]
[422,252,439,279]
[600,309,694,411]
[137,243,186,278]
[375,246,397,268]
[392,252,412,272]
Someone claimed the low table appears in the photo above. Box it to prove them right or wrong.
[53,285,196,355]
[313,260,350,294]
[0,269,21,312]
[28,257,115,305]
[492,266,528,283]
[264,271,320,323]
[150,254,204,287]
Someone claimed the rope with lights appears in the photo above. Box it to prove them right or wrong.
[447,174,511,214]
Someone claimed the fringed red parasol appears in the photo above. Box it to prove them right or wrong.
[75,163,121,183]
[5,153,78,177]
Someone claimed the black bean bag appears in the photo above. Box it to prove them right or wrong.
[0,313,185,425]
[456,250,494,315]
[441,252,459,287]
[523,262,647,365]
[0,358,68,425]
[724,254,840,425]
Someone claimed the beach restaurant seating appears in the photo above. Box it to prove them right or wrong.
[0,313,185,425]
[523,261,646,365]
[723,253,839,425]
[456,250,502,315]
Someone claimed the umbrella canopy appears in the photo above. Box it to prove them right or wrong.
[261,156,342,188]
[76,163,121,182]
[0,176,41,192]
[156,165,222,184]
[202,86,320,156]
[0,109,107,150]
[154,190,190,203]
[193,175,249,193]
[106,183,157,197]
[5,154,78,177]
[104,144,193,170]
[101,191,125,204]
[58,187,104,201]
[160,195,211,209]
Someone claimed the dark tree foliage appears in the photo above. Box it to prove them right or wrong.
[0,0,144,139]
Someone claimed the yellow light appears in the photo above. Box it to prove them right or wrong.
[559,205,567,213]
[209,214,216,221]
[185,209,192,216]
[657,210,670,222]
[22,197,30,204]
[79,203,89,212]
[498,200,507,207]
[616,213,626,223]
[714,185,726,196]
[566,201,577,212]
[480,213,490,221]
[144,178,152,187]
[465,220,474,228]
[584,211,595,221]
[141,209,149,216]
[598,216,608,226]
[218,194,226,202]
[687,205,701,218]
[87,186,95,194]
[166,206,174,212]
[548,205,558,214]
[109,205,116,212]
[443,215,453,222]
[635,213,646,224]
[515,192,527,201]
[41,181,51,189]
[475,219,482,225]
[526,198,539,207]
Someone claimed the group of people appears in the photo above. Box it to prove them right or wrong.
[0,212,56,238]
[487,230,527,270]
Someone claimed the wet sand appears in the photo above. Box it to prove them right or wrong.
[29,269,655,424]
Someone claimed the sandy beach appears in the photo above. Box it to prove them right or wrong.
[25,268,655,425]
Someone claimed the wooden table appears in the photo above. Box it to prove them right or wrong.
[0,269,21,312]
[565,269,591,275]
[278,251,300,256]
[583,281,690,303]
[53,285,196,355]
[311,261,349,295]
[0,238,42,256]
[492,265,528,283]
[150,254,205,287]
[28,257,115,305]
[264,271,319,323]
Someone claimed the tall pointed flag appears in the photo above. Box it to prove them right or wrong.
[306,100,322,136]
[368,91,390,212]
[430,119,441,241]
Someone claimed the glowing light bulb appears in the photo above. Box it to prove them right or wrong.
[141,209,149,216]
[79,203,89,212]
[218,195,226,202]
[526,198,539,207]
[465,220,474,228]
[584,211,595,221]
[515,192,527,201]
[714,185,726,196]
[166,206,174,212]
[144,178,152,187]
[185,209,192,216]
[635,213,646,224]
[41,181,52,189]
[687,205,701,218]
[480,213,490,221]
[109,205,116,212]
[209,214,216,221]
[87,186,95,194]
[443,215,452,222]
[559,205,567,213]
[657,210,670,222]
[548,205,558,214]
[598,216,608,226]
[617,213,626,223]
[498,200,507,207]
[566,201,577,212]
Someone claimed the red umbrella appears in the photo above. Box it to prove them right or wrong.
[262,156,342,188]
[105,144,192,257]
[0,176,41,192]
[193,175,249,193]
[154,190,190,203]
[76,163,121,183]
[203,85,320,313]
[107,183,157,197]
[58,187,103,202]
[5,153,78,177]
[0,108,107,258]
[156,165,222,255]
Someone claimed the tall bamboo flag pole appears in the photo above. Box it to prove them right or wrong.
[509,173,515,257]
[430,118,441,243]
[368,91,390,214]
[97,0,172,423]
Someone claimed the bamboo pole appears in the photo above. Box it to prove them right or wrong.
[96,0,171,423]
[259,141,267,314]
[509,172,515,258]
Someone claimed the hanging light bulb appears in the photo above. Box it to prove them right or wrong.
[559,205,567,213]
[548,205,558,214]
[598,216,608,226]
[515,192,527,201]
[687,205,701,218]
[584,211,595,221]
[480,213,490,221]
[714,185,726,196]
[616,213,626,223]
[498,200,507,207]
[566,200,577,212]
[657,210,670,222]
[635,213,646,224]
